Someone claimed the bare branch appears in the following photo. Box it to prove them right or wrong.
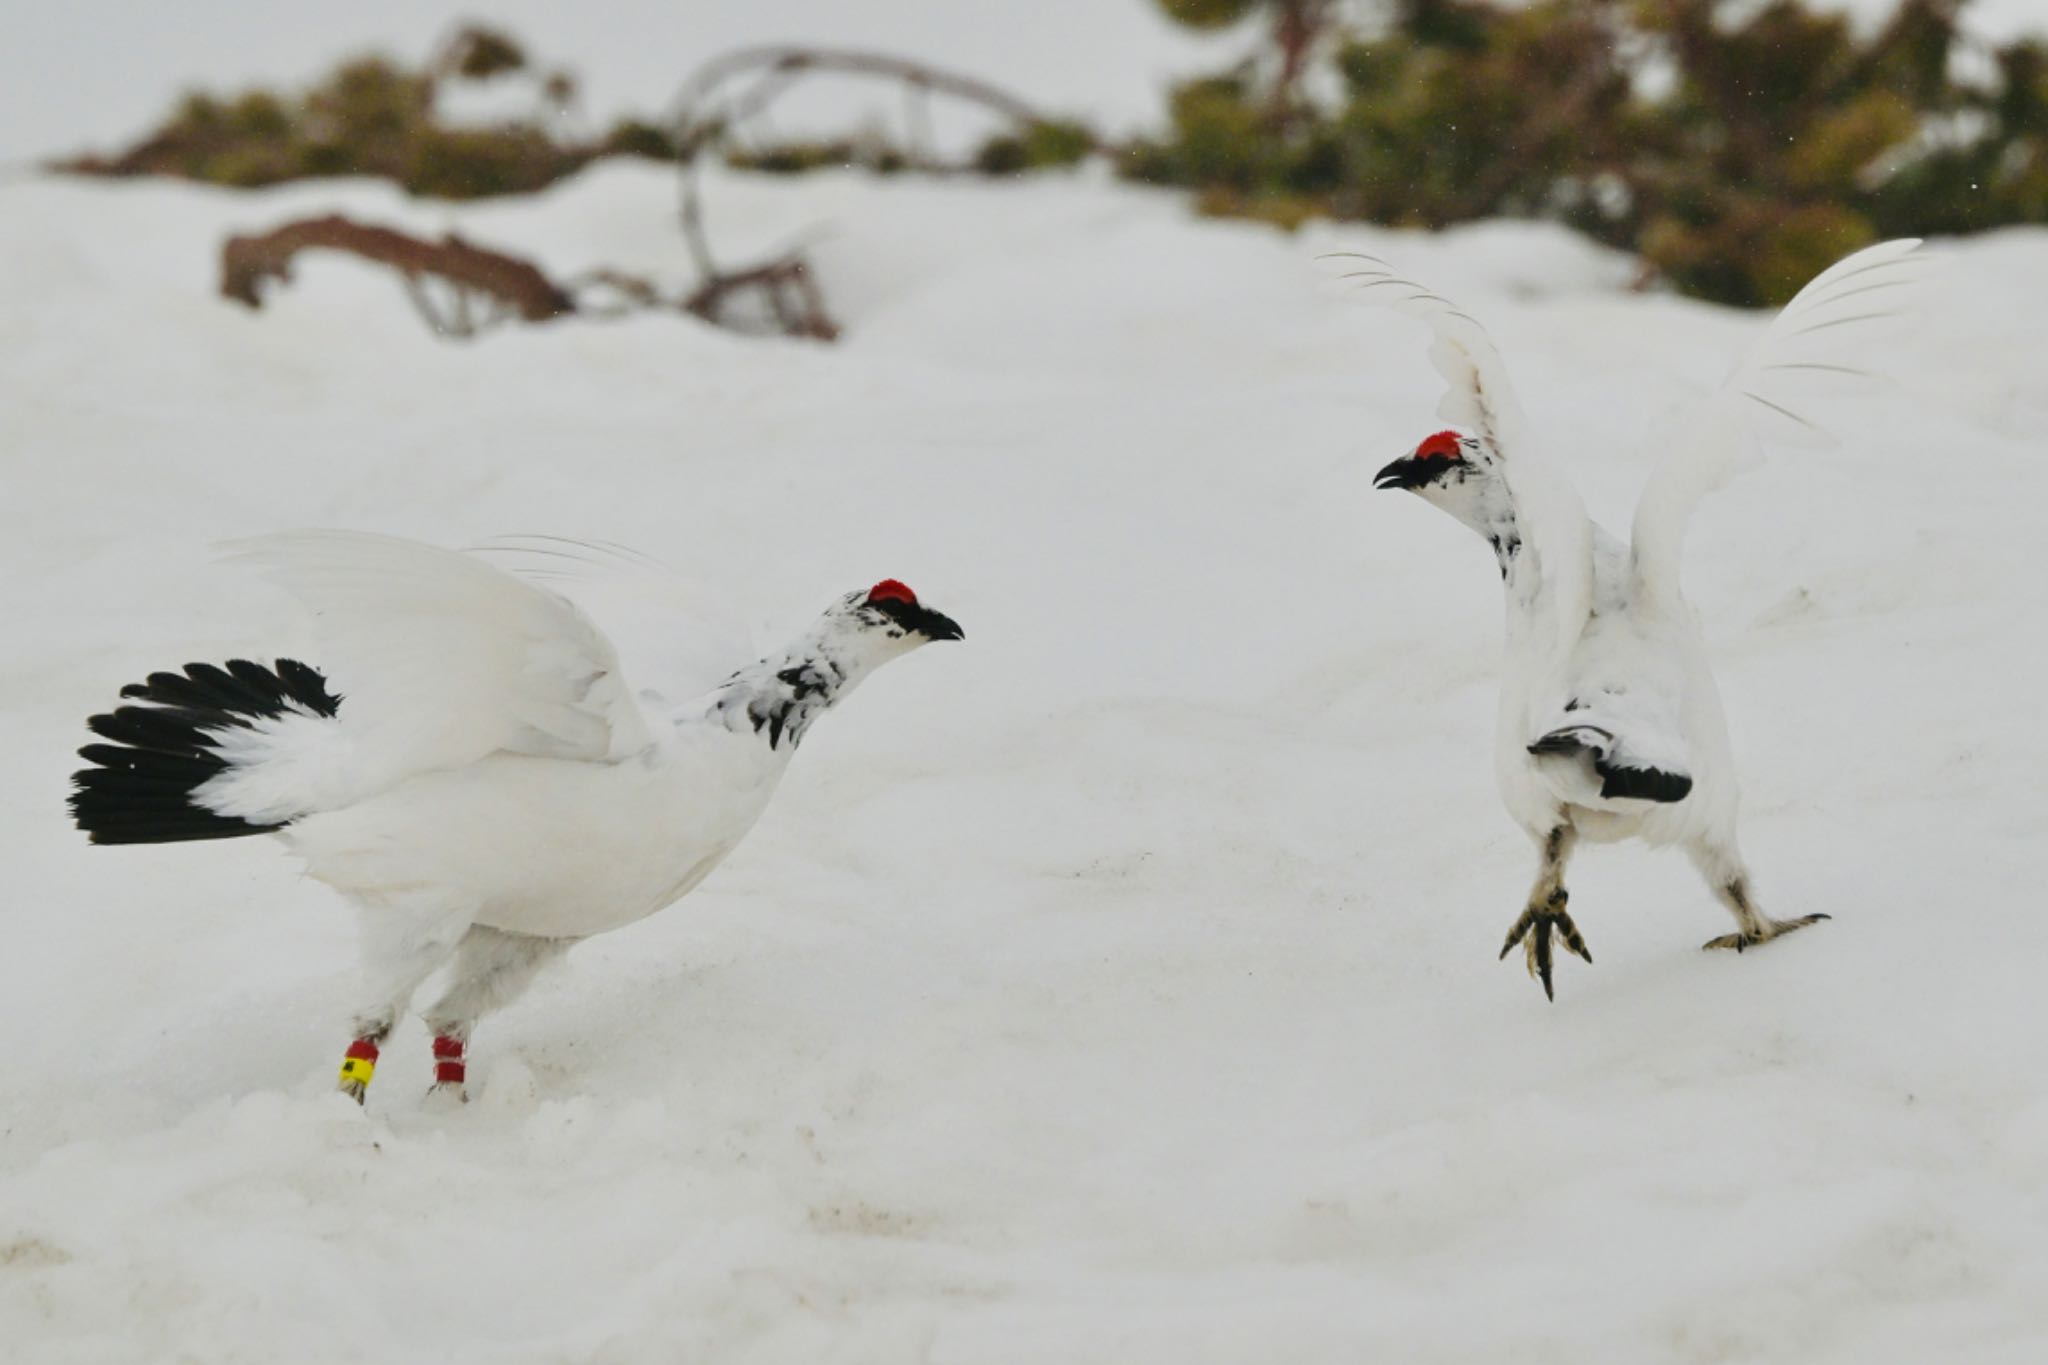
[666,45,1082,342]
[221,215,575,327]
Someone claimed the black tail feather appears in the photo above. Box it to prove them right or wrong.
[71,658,341,845]
[1596,763,1694,803]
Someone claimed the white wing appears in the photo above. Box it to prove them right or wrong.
[1325,253,1543,451]
[1326,253,1593,638]
[1630,238,1929,607]
[468,535,756,706]
[210,531,658,818]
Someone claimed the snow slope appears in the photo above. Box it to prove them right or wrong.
[2,162,2046,1363]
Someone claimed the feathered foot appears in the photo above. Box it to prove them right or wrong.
[1703,913,1831,953]
[1500,889,1593,1002]
[337,1037,380,1104]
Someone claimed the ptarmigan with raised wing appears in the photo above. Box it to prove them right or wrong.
[1335,239,1926,999]
[71,532,962,1100]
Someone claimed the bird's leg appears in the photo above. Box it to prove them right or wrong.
[1499,824,1592,1001]
[429,1032,468,1097]
[338,899,474,1105]
[419,927,570,1103]
[1699,866,1830,953]
[340,997,416,1103]
[338,1025,388,1104]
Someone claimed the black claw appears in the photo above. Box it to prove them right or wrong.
[1500,910,1534,959]
[1499,904,1591,1000]
[1702,913,1833,953]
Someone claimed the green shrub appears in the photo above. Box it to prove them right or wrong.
[1158,0,1256,28]
[58,41,594,200]
[601,119,679,162]
[406,126,573,199]
[974,119,1096,174]
[57,5,2048,307]
[1130,0,2048,304]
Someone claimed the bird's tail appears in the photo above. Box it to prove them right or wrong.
[71,659,341,845]
[1526,720,1693,805]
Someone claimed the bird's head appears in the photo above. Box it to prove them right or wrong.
[1374,428,1487,496]
[1373,427,1514,534]
[724,578,962,750]
[827,579,965,660]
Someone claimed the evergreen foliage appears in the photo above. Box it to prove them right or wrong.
[1133,0,2048,303]
[50,5,2048,304]
[59,29,586,199]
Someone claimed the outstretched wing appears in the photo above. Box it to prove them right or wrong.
[213,531,659,817]
[1326,253,1594,639]
[470,535,757,706]
[1630,238,1929,607]
[1324,253,1540,454]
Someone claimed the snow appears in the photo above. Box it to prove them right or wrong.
[3,160,2047,1362]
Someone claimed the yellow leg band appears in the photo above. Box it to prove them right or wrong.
[339,1056,377,1087]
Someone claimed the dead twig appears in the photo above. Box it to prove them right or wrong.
[668,45,1067,341]
[682,255,838,341]
[218,211,840,343]
[221,215,574,337]
[215,46,1064,345]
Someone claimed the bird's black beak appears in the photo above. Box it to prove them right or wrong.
[870,593,964,641]
[916,607,964,642]
[1374,454,1462,490]
[1375,456,1424,490]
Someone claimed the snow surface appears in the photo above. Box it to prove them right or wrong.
[2,162,2046,1362]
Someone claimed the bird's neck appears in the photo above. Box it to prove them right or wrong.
[696,625,878,752]
[1485,509,1524,583]
[1433,473,1524,581]
[1430,471,1573,650]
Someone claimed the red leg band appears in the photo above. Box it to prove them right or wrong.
[345,1038,380,1062]
[432,1035,466,1085]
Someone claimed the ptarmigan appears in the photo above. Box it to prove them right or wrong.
[1338,239,1926,999]
[71,531,962,1100]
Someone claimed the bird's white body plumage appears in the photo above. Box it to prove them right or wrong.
[1337,238,1927,987]
[77,530,962,1086]
[1496,527,1737,848]
[195,531,951,946]
[283,721,787,940]
[191,531,797,940]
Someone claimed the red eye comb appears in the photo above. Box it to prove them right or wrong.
[1416,430,1464,460]
[867,579,918,606]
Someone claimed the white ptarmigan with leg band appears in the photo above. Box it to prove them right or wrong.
[71,532,963,1100]
[1334,239,1928,999]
